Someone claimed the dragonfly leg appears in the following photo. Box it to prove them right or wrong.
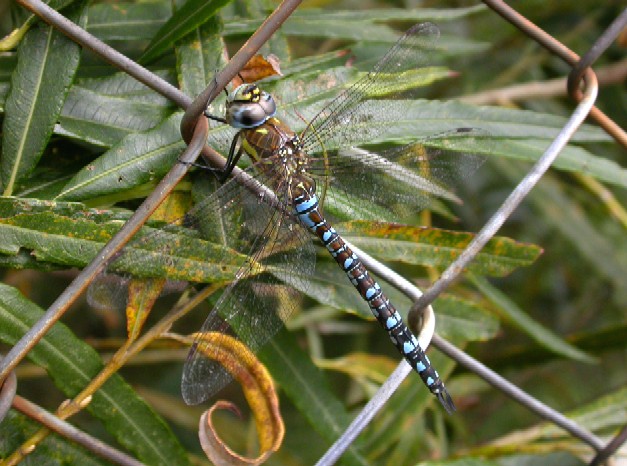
[177,131,244,182]
[203,109,227,125]
[216,132,245,182]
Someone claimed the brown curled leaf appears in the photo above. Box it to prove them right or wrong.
[231,54,282,88]
[171,332,284,464]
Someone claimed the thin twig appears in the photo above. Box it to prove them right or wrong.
[461,59,627,105]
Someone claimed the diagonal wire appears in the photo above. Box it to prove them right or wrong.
[12,396,146,466]
[589,423,627,466]
[434,336,606,450]
[409,64,604,452]
[1,1,623,463]
[0,118,207,385]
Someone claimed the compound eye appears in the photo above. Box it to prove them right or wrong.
[227,103,268,128]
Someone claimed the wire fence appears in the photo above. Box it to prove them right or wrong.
[0,0,625,464]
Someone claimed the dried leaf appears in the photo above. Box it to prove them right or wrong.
[172,332,284,464]
[126,278,166,340]
[231,54,282,88]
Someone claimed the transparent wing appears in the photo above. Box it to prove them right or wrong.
[94,159,315,405]
[308,127,490,221]
[284,23,491,220]
[180,165,315,405]
[300,22,441,154]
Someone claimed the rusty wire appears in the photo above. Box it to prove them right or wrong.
[0,0,625,464]
[11,396,145,466]
[485,0,627,148]
[410,0,623,323]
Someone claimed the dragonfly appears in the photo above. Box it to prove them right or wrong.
[169,22,489,415]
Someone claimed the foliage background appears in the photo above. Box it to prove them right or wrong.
[0,0,625,464]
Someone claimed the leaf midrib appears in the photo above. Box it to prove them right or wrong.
[4,27,54,196]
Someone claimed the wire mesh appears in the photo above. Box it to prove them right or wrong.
[0,0,625,465]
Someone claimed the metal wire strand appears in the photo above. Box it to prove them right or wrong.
[567,7,627,96]
[12,396,145,466]
[434,335,605,451]
[483,0,627,148]
[589,423,627,466]
[567,7,627,148]
[408,66,598,322]
[1,1,624,464]
[405,69,601,456]
[0,356,17,422]
[0,119,208,384]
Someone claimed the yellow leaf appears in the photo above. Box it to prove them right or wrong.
[172,332,284,464]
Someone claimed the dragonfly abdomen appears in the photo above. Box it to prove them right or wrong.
[292,185,455,413]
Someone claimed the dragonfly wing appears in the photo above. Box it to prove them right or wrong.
[311,128,491,221]
[300,22,440,155]
[181,167,315,405]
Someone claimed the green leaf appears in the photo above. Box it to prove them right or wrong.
[279,252,498,343]
[87,1,172,42]
[175,16,226,98]
[0,283,190,465]
[470,274,596,364]
[339,221,543,277]
[560,384,627,433]
[57,71,176,148]
[433,294,500,342]
[466,387,627,462]
[56,112,185,201]
[224,6,488,45]
[493,138,626,188]
[0,197,245,283]
[139,0,233,65]
[495,160,627,298]
[290,5,488,24]
[1,2,85,196]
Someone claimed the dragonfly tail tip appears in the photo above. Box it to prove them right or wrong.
[437,389,456,415]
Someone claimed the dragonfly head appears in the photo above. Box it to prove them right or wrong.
[226,84,277,129]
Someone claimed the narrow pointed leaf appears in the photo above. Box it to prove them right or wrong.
[175,16,226,98]
[0,197,244,283]
[139,0,232,65]
[470,274,596,364]
[56,112,185,201]
[261,330,368,466]
[57,72,176,148]
[87,1,172,41]
[0,411,109,465]
[339,221,543,277]
[1,3,85,195]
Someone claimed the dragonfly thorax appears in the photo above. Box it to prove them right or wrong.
[226,84,277,129]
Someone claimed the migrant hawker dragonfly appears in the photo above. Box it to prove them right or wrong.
[178,22,488,413]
